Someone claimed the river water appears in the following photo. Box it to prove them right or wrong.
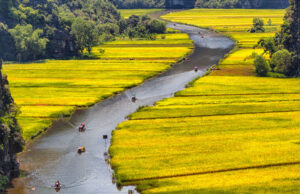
[8,19,233,194]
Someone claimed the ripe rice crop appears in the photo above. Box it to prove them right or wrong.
[3,33,193,140]
[144,165,300,193]
[110,9,300,193]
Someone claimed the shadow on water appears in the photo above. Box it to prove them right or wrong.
[8,12,233,194]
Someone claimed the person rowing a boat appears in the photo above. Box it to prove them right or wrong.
[194,66,199,72]
[54,180,61,189]
[79,123,86,132]
[131,96,137,103]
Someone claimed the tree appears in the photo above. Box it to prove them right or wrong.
[135,25,148,38]
[97,23,120,36]
[270,49,292,75]
[8,24,48,61]
[71,18,98,54]
[250,18,265,33]
[128,28,137,40]
[255,37,277,56]
[0,0,13,17]
[147,19,166,34]
[274,0,299,76]
[118,18,127,34]
[267,19,272,26]
[112,0,165,9]
[127,15,140,28]
[254,55,270,76]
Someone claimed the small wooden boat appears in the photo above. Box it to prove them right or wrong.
[131,96,137,103]
[77,147,86,154]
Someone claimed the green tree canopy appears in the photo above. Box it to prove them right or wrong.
[8,24,48,61]
[270,49,292,74]
[71,18,98,54]
[254,55,270,76]
[0,0,13,17]
[256,37,277,56]
[148,19,166,34]
[250,18,265,33]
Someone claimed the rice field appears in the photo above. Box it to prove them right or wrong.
[120,9,164,19]
[110,9,300,193]
[3,33,193,140]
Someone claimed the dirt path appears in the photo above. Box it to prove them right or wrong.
[122,161,300,183]
[8,12,233,194]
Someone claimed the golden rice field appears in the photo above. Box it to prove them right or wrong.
[120,9,164,19]
[110,9,300,193]
[3,33,193,140]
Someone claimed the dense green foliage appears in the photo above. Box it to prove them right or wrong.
[0,0,120,61]
[256,37,277,56]
[0,1,167,61]
[258,0,299,76]
[274,0,299,76]
[120,14,166,39]
[254,54,270,76]
[112,0,164,9]
[270,49,292,74]
[112,0,289,9]
[196,0,243,8]
[8,24,48,60]
[0,175,8,192]
[71,18,98,54]
[250,18,265,33]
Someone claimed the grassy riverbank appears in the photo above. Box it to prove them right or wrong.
[110,9,300,193]
[3,33,193,141]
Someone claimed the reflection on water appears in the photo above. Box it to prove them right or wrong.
[8,21,233,194]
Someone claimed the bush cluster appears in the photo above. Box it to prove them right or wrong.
[121,15,166,40]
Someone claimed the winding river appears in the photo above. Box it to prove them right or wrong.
[8,13,233,194]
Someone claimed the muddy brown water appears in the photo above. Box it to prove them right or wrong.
[8,16,233,194]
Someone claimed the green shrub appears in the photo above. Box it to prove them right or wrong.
[254,55,270,76]
[250,18,265,33]
[0,175,8,192]
[267,72,286,78]
[270,49,292,75]
[148,19,166,34]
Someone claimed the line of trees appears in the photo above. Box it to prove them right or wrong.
[120,15,166,40]
[0,0,121,61]
[111,0,165,9]
[253,0,299,77]
[110,0,289,9]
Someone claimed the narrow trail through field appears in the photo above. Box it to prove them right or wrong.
[129,110,300,120]
[123,161,300,183]
[8,11,233,194]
